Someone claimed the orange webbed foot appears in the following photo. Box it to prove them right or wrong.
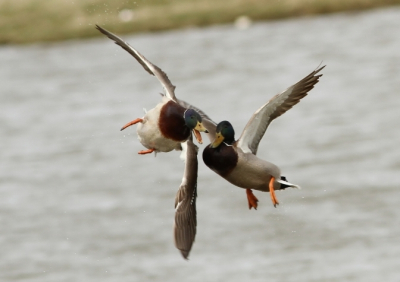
[121,118,143,131]
[138,148,155,155]
[246,189,259,210]
[269,177,279,208]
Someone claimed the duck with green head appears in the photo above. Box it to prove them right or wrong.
[96,25,209,155]
[97,25,215,259]
[203,66,325,209]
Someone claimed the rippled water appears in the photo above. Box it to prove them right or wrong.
[1,7,400,282]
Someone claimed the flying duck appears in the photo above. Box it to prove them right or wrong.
[96,25,208,155]
[203,66,325,209]
[96,25,215,259]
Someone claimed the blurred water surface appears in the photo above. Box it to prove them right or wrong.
[1,7,400,282]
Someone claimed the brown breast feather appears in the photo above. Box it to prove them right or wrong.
[159,100,191,142]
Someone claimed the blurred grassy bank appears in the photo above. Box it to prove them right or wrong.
[1,0,400,44]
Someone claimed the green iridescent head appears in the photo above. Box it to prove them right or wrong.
[211,120,235,147]
[184,109,203,130]
[184,109,208,144]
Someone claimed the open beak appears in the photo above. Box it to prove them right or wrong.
[194,122,208,133]
[192,121,209,144]
[193,129,202,144]
[210,132,224,148]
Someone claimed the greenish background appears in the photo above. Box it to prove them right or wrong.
[1,0,400,44]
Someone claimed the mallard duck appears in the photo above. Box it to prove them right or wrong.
[203,66,325,209]
[96,25,208,155]
[96,25,215,259]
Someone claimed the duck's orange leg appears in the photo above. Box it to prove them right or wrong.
[138,148,155,155]
[269,177,279,208]
[120,118,143,131]
[246,189,259,210]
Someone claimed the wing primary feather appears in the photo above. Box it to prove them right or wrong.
[96,25,177,101]
[237,65,325,155]
[174,138,198,259]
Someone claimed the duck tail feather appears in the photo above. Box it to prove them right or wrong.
[277,176,301,190]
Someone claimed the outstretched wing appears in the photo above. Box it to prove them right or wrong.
[237,66,325,155]
[174,138,198,259]
[96,25,178,102]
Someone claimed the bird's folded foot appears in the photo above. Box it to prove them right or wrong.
[246,189,259,210]
[121,118,143,131]
[138,148,155,155]
[269,177,279,208]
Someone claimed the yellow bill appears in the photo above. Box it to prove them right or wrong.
[210,132,224,148]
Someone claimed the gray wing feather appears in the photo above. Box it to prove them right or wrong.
[96,25,177,102]
[237,66,325,155]
[174,138,198,259]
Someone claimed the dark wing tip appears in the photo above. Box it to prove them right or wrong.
[180,250,190,260]
[95,24,156,76]
[95,24,106,34]
[314,64,326,76]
